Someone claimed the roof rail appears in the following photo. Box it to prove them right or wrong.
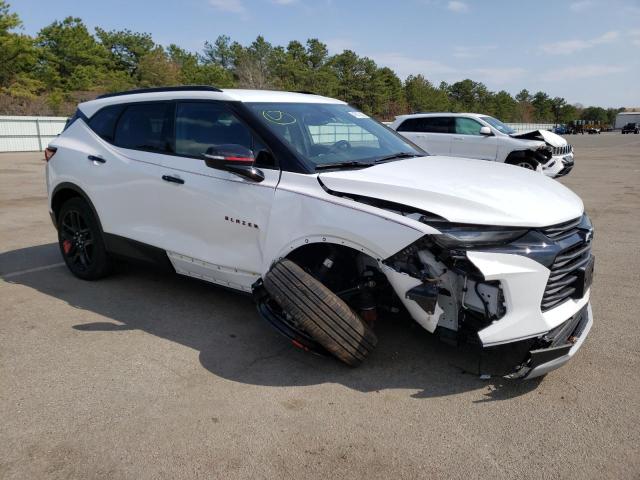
[96,85,223,99]
[294,90,318,95]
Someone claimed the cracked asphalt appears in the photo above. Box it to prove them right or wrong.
[1,133,639,479]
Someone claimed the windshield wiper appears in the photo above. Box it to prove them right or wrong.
[315,161,374,171]
[373,152,421,163]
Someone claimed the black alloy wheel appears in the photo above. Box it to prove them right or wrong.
[57,197,111,280]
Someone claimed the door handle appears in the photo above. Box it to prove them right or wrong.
[88,155,106,163]
[162,175,184,185]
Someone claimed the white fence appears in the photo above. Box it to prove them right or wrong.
[308,123,377,146]
[505,123,555,133]
[0,116,68,152]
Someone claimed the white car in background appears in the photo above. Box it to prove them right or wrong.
[45,87,593,380]
[389,113,574,178]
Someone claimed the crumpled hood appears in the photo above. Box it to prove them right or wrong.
[318,156,583,227]
[511,129,568,148]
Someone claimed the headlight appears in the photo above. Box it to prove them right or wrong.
[536,145,553,161]
[426,223,528,249]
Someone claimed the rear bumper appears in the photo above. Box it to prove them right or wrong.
[515,303,592,379]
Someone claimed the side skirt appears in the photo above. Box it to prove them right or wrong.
[103,233,175,272]
[165,251,258,293]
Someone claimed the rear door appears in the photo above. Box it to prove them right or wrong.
[156,101,279,292]
[83,101,177,249]
[396,117,453,155]
[450,117,498,161]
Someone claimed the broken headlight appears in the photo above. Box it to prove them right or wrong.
[426,224,528,249]
[536,145,553,161]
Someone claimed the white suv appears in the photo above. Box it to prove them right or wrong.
[46,86,593,379]
[389,113,574,177]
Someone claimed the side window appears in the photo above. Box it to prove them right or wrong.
[398,117,453,133]
[88,105,124,142]
[455,117,483,135]
[397,118,422,132]
[175,102,253,158]
[422,117,454,133]
[114,103,173,153]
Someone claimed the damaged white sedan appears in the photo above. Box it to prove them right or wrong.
[46,87,593,380]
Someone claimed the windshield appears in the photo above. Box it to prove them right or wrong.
[480,115,516,135]
[245,102,423,169]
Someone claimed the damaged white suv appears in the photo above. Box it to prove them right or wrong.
[390,113,574,177]
[46,86,594,380]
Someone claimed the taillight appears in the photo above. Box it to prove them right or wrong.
[44,147,57,162]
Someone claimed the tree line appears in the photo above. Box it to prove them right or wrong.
[0,1,623,124]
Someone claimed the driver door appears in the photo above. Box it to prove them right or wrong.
[450,117,498,161]
[157,101,279,292]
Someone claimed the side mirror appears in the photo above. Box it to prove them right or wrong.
[203,144,264,182]
[479,126,493,136]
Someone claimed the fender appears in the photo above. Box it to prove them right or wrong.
[260,172,430,277]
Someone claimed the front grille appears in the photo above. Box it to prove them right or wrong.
[540,217,592,312]
[552,145,572,156]
[539,216,582,240]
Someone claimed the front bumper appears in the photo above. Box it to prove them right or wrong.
[518,303,592,379]
[543,153,574,178]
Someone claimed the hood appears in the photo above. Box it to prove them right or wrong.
[511,129,567,147]
[318,156,583,228]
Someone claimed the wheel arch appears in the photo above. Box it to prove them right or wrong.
[51,182,103,233]
[504,149,539,166]
[276,236,384,269]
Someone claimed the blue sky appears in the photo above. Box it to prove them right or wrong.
[14,0,640,107]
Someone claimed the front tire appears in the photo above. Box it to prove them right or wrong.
[264,259,377,366]
[57,197,111,280]
[513,158,538,171]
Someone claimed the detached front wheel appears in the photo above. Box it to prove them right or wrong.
[264,259,377,366]
[57,197,111,280]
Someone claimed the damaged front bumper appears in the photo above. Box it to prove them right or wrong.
[509,303,592,379]
[382,215,593,380]
[543,152,574,178]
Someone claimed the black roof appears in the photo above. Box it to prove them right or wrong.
[96,85,222,99]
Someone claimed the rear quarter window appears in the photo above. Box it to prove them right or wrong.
[88,105,124,142]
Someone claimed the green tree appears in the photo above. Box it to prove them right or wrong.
[446,79,491,112]
[96,28,155,78]
[491,90,517,121]
[559,103,578,124]
[404,75,449,112]
[233,36,275,88]
[202,35,236,69]
[549,97,566,125]
[531,91,551,122]
[515,89,533,121]
[136,47,180,87]
[372,67,405,118]
[327,50,369,111]
[580,106,608,124]
[167,44,234,87]
[35,17,109,91]
[0,1,36,89]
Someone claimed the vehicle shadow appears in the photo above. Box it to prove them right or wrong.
[1,243,542,401]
